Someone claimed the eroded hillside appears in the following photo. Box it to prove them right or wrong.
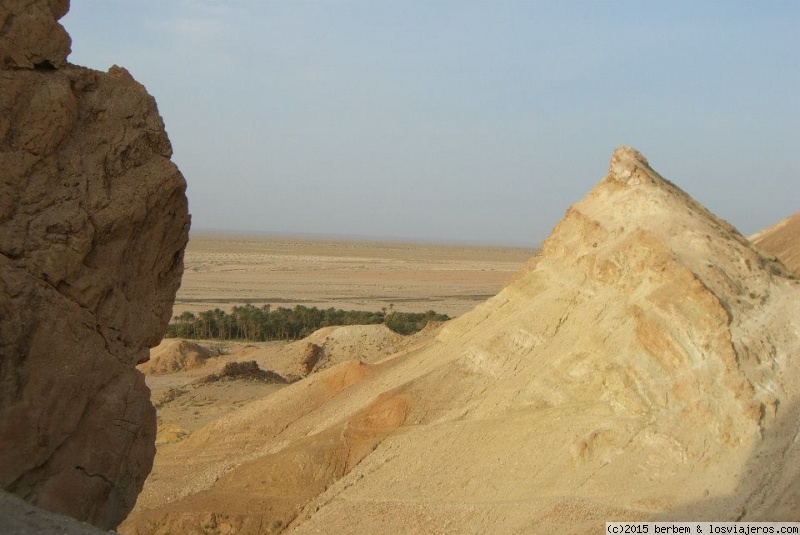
[122,148,800,534]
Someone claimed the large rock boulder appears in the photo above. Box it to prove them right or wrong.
[0,0,190,529]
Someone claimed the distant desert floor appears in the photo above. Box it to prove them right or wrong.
[174,233,538,318]
[139,235,537,508]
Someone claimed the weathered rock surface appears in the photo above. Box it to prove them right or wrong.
[122,147,800,534]
[0,0,190,529]
[0,0,71,69]
[750,211,800,277]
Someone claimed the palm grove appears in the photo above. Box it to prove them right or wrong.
[167,304,450,341]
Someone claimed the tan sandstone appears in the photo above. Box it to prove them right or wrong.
[121,148,800,533]
[0,0,189,530]
[139,340,215,376]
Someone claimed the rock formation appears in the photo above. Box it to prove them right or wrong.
[275,324,406,378]
[122,147,800,534]
[139,339,214,375]
[0,0,190,530]
[0,0,71,69]
[750,211,800,277]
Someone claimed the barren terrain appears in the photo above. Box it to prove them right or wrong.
[174,234,537,318]
[122,148,800,534]
[133,236,531,525]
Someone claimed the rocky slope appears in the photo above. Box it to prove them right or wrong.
[750,211,800,277]
[122,151,800,534]
[0,0,190,530]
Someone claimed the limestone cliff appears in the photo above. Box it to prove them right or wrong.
[123,148,800,534]
[0,0,190,529]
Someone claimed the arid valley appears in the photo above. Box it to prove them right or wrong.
[115,235,534,531]
[173,234,537,318]
[121,150,800,534]
[134,235,537,511]
[3,2,800,534]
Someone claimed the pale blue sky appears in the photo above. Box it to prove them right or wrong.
[63,1,799,246]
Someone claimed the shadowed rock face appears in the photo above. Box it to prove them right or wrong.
[0,0,190,529]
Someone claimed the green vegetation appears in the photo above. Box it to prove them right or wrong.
[166,304,449,341]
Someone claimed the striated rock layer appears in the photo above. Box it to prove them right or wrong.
[123,148,800,534]
[0,0,190,530]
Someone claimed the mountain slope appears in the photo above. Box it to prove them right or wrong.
[122,148,800,534]
[750,211,800,277]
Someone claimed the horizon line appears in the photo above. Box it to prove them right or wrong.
[188,227,541,250]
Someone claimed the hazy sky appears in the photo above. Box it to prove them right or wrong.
[63,1,798,246]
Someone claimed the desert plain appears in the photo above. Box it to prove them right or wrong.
[134,233,538,518]
[144,232,536,443]
[6,2,800,532]
[174,233,537,318]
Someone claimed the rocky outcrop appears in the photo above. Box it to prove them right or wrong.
[750,211,800,277]
[0,0,190,530]
[283,325,404,376]
[0,0,71,69]
[236,324,410,380]
[123,148,800,534]
[138,339,214,375]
